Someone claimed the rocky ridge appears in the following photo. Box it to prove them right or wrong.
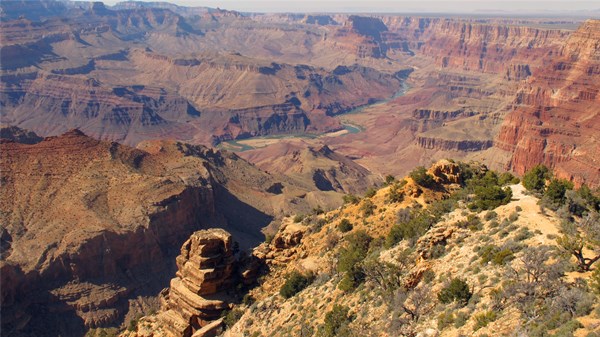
[0,129,373,336]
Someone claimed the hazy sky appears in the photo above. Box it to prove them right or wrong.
[100,1,600,14]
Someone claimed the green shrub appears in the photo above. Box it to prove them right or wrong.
[342,194,360,205]
[338,219,353,233]
[591,268,600,295]
[470,185,512,211]
[499,172,520,186]
[293,214,304,223]
[360,199,376,217]
[321,305,353,337]
[485,211,498,221]
[552,319,584,337]
[337,231,372,291]
[454,311,469,328]
[437,310,455,330]
[508,212,519,222]
[364,187,377,198]
[280,271,315,299]
[523,164,550,194]
[492,249,514,265]
[542,179,574,210]
[410,166,436,188]
[438,278,472,306]
[384,175,396,185]
[474,311,497,331]
[386,183,405,203]
[222,308,244,328]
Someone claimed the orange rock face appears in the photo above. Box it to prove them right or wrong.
[496,20,600,187]
[157,229,234,337]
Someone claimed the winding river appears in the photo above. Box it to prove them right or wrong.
[219,81,409,152]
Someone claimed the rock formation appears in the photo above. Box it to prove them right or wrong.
[156,229,234,337]
[0,129,341,336]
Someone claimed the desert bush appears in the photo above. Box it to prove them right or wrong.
[591,268,600,295]
[293,214,305,223]
[557,212,600,271]
[473,311,497,331]
[384,174,396,185]
[514,228,533,241]
[541,179,574,210]
[422,269,436,284]
[523,164,550,194]
[320,305,353,337]
[456,214,483,231]
[312,205,325,215]
[438,278,472,306]
[552,287,595,318]
[342,194,360,205]
[430,245,446,259]
[337,230,372,291]
[360,199,376,217]
[222,308,244,328]
[410,166,436,188]
[437,310,455,330]
[314,218,328,232]
[499,172,520,186]
[364,187,377,198]
[484,211,498,221]
[386,183,405,203]
[454,311,469,328]
[280,271,315,299]
[338,219,353,233]
[386,200,455,248]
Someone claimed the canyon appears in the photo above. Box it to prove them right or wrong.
[1,1,600,336]
[0,128,373,336]
[1,1,598,186]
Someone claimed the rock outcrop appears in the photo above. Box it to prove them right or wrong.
[416,137,494,152]
[156,229,234,337]
[0,129,327,336]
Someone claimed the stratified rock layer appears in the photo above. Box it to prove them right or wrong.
[157,229,233,337]
[496,20,600,187]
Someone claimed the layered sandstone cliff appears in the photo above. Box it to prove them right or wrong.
[156,229,234,337]
[495,20,600,187]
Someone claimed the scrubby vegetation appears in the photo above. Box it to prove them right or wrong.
[280,271,315,299]
[320,305,354,337]
[409,166,436,188]
[226,161,600,337]
[437,278,472,305]
[337,231,372,291]
[338,218,353,233]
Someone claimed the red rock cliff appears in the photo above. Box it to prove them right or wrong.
[495,20,600,187]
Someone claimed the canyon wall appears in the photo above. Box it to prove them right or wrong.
[496,20,600,187]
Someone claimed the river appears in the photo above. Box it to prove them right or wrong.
[219,81,409,152]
